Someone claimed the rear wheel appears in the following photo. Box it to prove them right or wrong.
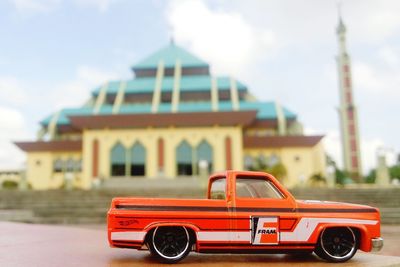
[315,227,358,262]
[148,226,191,263]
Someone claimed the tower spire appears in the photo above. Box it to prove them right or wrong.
[335,9,362,181]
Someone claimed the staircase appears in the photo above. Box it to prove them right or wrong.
[0,186,399,224]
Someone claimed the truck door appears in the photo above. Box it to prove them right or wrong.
[230,174,296,246]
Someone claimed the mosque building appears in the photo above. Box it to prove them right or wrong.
[15,42,326,189]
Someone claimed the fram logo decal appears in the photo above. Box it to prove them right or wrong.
[257,228,277,234]
[252,217,279,245]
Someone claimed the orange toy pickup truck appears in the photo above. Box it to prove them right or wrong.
[107,170,383,263]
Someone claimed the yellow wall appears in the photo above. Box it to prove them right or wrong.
[27,152,82,190]
[81,126,243,188]
[244,142,326,188]
[24,126,326,190]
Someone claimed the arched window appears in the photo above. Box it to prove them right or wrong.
[196,140,213,174]
[130,142,146,176]
[268,154,280,166]
[258,154,267,168]
[53,159,63,173]
[176,140,193,176]
[111,143,126,176]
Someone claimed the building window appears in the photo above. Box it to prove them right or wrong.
[176,140,193,176]
[111,143,126,176]
[53,159,63,173]
[196,140,213,174]
[130,142,146,176]
[268,154,280,166]
[66,158,74,172]
[244,155,254,170]
[75,159,82,172]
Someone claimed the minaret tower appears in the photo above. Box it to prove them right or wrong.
[336,12,362,181]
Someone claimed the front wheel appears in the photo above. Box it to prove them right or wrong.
[148,226,191,263]
[315,227,358,262]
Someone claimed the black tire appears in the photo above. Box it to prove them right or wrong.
[148,226,191,263]
[315,227,358,263]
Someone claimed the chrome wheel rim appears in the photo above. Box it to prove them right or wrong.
[321,227,356,259]
[152,226,189,260]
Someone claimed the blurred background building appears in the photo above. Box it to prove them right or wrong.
[14,43,326,189]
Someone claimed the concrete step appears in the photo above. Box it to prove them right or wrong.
[1,187,399,224]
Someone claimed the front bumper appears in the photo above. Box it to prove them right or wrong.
[371,237,384,252]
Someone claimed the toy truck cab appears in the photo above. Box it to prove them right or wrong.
[108,170,383,263]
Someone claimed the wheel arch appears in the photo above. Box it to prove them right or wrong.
[314,224,370,251]
[144,222,199,249]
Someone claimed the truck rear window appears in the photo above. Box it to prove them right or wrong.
[210,177,226,199]
[236,177,284,199]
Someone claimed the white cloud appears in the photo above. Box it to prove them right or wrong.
[0,106,29,169]
[0,76,28,106]
[10,0,117,14]
[377,46,399,67]
[73,0,115,12]
[320,128,393,175]
[166,0,277,76]
[49,65,118,109]
[232,0,400,45]
[353,60,400,97]
[10,0,61,13]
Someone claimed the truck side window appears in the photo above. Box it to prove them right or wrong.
[236,177,283,199]
[210,178,226,200]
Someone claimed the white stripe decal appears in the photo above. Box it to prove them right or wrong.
[111,231,146,241]
[111,218,378,243]
[197,231,251,242]
[280,218,378,242]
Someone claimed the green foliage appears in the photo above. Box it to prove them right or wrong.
[309,173,326,183]
[363,163,400,183]
[326,154,350,185]
[249,157,287,182]
[335,168,348,185]
[364,169,376,184]
[268,163,287,181]
[389,164,400,180]
[2,180,19,189]
[308,173,327,187]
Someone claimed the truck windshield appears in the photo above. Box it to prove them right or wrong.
[209,177,226,199]
[236,177,284,199]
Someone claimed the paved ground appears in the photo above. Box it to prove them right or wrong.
[75,224,400,257]
[1,222,400,267]
[379,225,400,257]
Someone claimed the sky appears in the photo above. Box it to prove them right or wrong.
[0,0,399,174]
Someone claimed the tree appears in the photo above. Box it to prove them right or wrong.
[268,163,287,182]
[309,173,327,187]
[326,154,350,185]
[364,169,376,184]
[249,156,287,183]
[389,165,400,180]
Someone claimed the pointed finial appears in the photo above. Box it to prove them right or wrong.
[169,25,175,46]
[336,1,346,34]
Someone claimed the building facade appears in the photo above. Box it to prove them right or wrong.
[336,16,362,180]
[15,43,326,189]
